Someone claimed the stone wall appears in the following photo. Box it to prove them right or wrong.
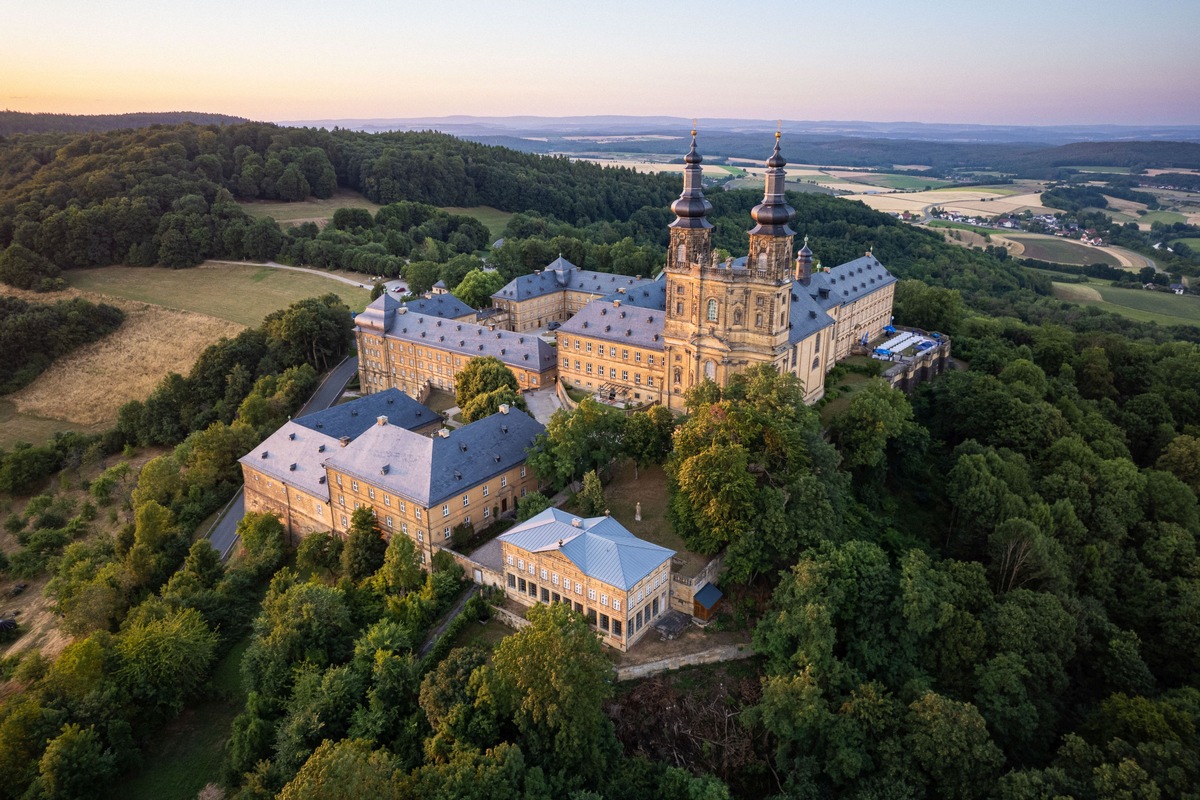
[492,605,530,631]
[615,643,755,682]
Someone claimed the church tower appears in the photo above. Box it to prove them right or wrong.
[663,131,796,412]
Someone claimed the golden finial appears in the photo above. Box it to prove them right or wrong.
[776,119,782,140]
[692,117,697,136]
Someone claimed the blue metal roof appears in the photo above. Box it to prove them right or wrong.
[492,257,657,303]
[500,508,675,590]
[807,255,896,308]
[694,582,723,610]
[293,388,439,440]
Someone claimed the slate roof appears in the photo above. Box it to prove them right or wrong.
[239,421,339,502]
[400,294,474,319]
[492,256,656,303]
[292,388,439,440]
[807,255,896,308]
[600,280,667,310]
[322,408,544,507]
[356,303,558,375]
[558,298,666,351]
[500,508,675,591]
[788,281,837,345]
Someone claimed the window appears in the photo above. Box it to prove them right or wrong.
[575,601,583,614]
[517,559,524,571]
[612,619,623,636]
[483,507,491,518]
[588,588,596,601]
[648,354,655,366]
[609,346,617,357]
[585,363,592,374]
[575,581,583,594]
[676,301,684,315]
[386,516,393,528]
[814,336,821,354]
[417,530,423,542]
[707,299,718,321]
[351,481,359,492]
[621,370,628,381]
[587,608,597,624]
[622,349,628,360]
[501,476,507,488]
[756,312,763,327]
[507,554,514,566]
[609,367,617,378]
[465,515,471,525]
[585,342,592,353]
[384,495,391,507]
[574,340,580,350]
[520,466,527,478]
[518,578,526,592]
[552,573,559,585]
[402,522,408,534]
[652,597,659,616]
[634,374,641,384]
[562,357,569,368]
[552,592,560,603]
[635,351,642,362]
[482,485,489,497]
[528,562,535,575]
[528,582,537,597]
[338,494,345,507]
[540,568,548,580]
[415,508,422,520]
[541,587,550,602]
[341,515,348,527]
[442,504,449,517]
[336,474,342,486]
[613,599,621,611]
[400,501,407,513]
[600,613,610,632]
[575,360,581,371]
[463,494,470,507]
[508,573,516,588]
[368,488,375,499]
[444,527,451,538]
[601,594,609,606]
[638,589,644,603]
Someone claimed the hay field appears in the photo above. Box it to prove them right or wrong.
[66,263,370,327]
[439,206,514,240]
[9,302,243,427]
[1137,210,1188,229]
[1052,283,1104,303]
[1054,282,1200,326]
[574,157,730,177]
[1145,168,1200,176]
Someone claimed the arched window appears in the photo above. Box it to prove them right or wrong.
[675,301,684,315]
[734,309,742,325]
[757,253,768,271]
[707,299,718,321]
[677,244,686,264]
[812,357,821,370]
[755,312,763,327]
[673,367,682,384]
[704,360,715,380]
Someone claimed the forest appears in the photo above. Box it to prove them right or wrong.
[0,121,1198,799]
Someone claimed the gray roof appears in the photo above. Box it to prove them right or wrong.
[293,388,439,440]
[401,294,473,318]
[322,408,544,507]
[601,280,667,310]
[492,257,656,303]
[239,420,339,502]
[500,507,674,590]
[356,306,558,374]
[807,255,896,309]
[788,281,837,345]
[558,298,665,351]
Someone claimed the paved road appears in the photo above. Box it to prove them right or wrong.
[205,356,360,559]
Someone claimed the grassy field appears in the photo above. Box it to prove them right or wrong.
[440,206,514,241]
[1137,210,1189,228]
[1053,282,1200,326]
[818,370,877,425]
[1087,205,1140,224]
[928,220,996,236]
[0,399,102,448]
[123,637,252,800]
[1063,165,1132,174]
[66,264,371,327]
[446,616,512,652]
[239,189,381,226]
[857,174,955,191]
[1004,235,1122,267]
[1173,237,1200,251]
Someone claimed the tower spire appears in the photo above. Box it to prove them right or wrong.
[670,126,713,230]
[749,131,795,236]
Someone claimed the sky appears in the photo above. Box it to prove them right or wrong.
[3,0,1199,126]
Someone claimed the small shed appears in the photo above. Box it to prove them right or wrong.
[693,582,724,622]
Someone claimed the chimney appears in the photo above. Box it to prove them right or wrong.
[612,299,621,307]
[376,415,388,426]
[498,403,510,415]
[571,517,583,528]
[438,428,451,438]
[339,436,351,447]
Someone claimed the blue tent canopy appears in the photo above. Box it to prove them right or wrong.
[883,325,897,333]
[874,348,892,356]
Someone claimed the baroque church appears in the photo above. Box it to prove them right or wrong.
[355,132,897,409]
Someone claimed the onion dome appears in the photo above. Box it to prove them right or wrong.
[669,128,713,229]
[750,131,795,236]
[799,235,812,257]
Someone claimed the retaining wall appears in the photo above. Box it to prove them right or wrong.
[615,643,755,681]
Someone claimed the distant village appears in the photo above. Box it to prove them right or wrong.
[914,208,1110,246]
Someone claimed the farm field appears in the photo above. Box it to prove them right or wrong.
[1063,165,1132,174]
[1004,234,1122,267]
[928,220,997,236]
[65,263,371,327]
[848,187,1053,217]
[1172,237,1200,251]
[1053,281,1200,326]
[823,171,954,190]
[239,189,381,226]
[1136,210,1188,228]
